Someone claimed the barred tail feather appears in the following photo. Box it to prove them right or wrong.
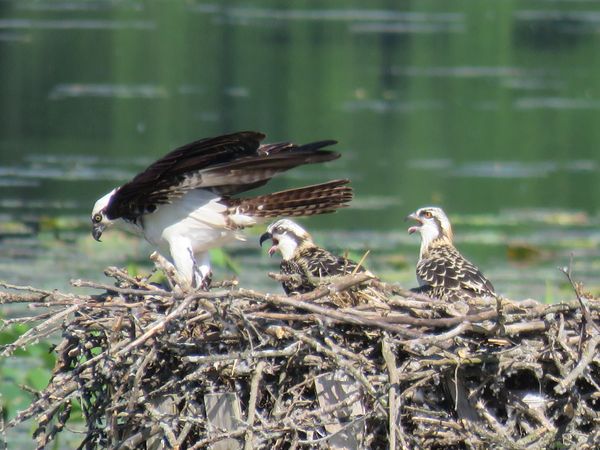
[231,179,352,218]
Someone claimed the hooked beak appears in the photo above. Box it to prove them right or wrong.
[92,223,105,242]
[259,231,278,257]
[406,212,421,235]
[259,231,272,247]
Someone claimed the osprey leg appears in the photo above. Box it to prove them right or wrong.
[168,238,211,289]
[193,251,212,290]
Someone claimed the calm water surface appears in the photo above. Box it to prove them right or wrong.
[0,0,599,299]
[1,1,600,447]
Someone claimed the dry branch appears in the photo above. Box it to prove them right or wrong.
[0,263,599,450]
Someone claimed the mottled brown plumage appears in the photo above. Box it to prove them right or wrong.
[279,244,365,295]
[408,207,496,301]
[416,239,496,301]
[260,220,382,306]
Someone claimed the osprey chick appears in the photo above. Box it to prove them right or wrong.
[259,219,370,296]
[407,206,496,301]
[91,131,352,288]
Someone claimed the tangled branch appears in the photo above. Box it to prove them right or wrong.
[1,260,599,449]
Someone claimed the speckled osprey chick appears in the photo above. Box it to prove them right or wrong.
[407,206,496,301]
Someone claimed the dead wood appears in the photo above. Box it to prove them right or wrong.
[0,262,599,449]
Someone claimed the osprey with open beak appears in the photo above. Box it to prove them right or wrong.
[260,219,371,296]
[407,206,496,301]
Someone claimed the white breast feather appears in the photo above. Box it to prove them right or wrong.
[142,190,244,252]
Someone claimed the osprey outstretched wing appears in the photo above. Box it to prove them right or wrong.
[104,131,339,221]
[91,131,352,289]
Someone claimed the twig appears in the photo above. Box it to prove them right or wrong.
[150,252,192,292]
[115,295,195,357]
[238,277,420,338]
[71,279,173,298]
[268,272,303,285]
[104,266,162,291]
[554,334,600,394]
[2,261,600,449]
[144,402,178,448]
[244,361,265,450]
[283,326,388,417]
[559,260,599,334]
[1,304,80,357]
[382,335,404,450]
[183,343,299,371]
[0,281,56,296]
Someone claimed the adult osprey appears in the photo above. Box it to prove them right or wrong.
[91,131,352,288]
[407,206,496,301]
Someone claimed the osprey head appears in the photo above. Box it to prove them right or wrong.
[91,189,117,242]
[407,206,453,245]
[259,219,312,260]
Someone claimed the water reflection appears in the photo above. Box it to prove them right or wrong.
[19,1,144,12]
[2,3,599,448]
[342,99,443,113]
[408,159,597,178]
[514,97,600,110]
[0,18,154,30]
[190,6,464,24]
[0,0,597,303]
[48,83,169,100]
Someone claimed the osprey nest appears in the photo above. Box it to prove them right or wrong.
[1,254,599,450]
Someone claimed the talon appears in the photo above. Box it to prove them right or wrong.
[200,272,212,290]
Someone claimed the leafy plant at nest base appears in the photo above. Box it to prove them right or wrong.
[0,322,55,420]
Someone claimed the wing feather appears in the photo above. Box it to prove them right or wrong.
[280,260,313,295]
[416,244,495,300]
[105,132,339,221]
[300,247,364,278]
[280,246,365,295]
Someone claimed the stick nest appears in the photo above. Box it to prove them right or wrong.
[1,255,600,449]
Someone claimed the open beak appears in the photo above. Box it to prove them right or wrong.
[92,223,105,242]
[406,212,422,235]
[259,232,278,257]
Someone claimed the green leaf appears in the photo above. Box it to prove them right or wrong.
[209,248,241,273]
[26,367,51,391]
[126,263,139,277]
[0,384,32,420]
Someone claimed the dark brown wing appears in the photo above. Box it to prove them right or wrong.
[105,131,339,220]
[200,140,338,195]
[416,244,495,300]
[105,131,263,220]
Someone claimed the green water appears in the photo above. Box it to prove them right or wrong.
[0,1,599,296]
[1,1,600,447]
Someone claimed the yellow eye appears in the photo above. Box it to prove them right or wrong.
[423,211,433,219]
[93,214,103,223]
